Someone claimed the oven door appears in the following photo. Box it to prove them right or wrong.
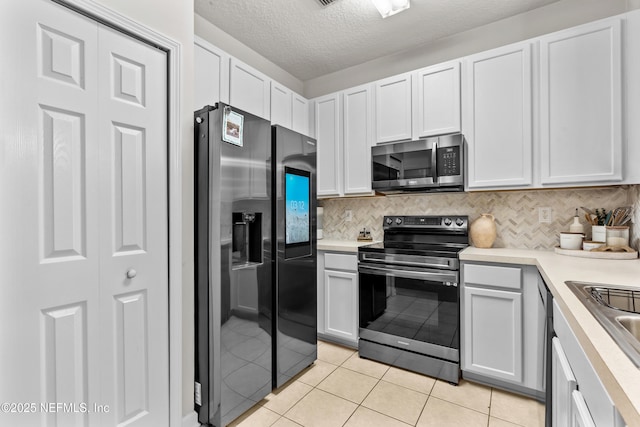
[358,263,459,362]
[371,139,437,192]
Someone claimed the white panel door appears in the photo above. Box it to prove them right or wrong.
[314,93,342,197]
[324,270,358,342]
[539,18,622,184]
[462,286,523,383]
[463,42,533,189]
[97,25,169,426]
[0,1,168,426]
[292,93,310,136]
[415,61,461,137]
[0,3,100,426]
[194,37,230,110]
[375,72,413,143]
[270,81,292,129]
[343,84,373,195]
[229,58,271,120]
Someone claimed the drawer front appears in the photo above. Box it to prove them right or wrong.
[324,252,358,272]
[463,263,522,290]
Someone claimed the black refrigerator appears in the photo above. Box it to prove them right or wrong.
[194,104,317,426]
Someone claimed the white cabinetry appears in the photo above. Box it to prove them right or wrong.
[270,81,292,129]
[314,93,342,197]
[553,300,625,427]
[539,18,622,185]
[552,337,578,427]
[415,61,461,137]
[194,36,229,110]
[292,93,310,136]
[375,72,413,143]
[271,82,310,135]
[317,252,358,348]
[343,84,373,195]
[462,42,533,189]
[229,57,271,120]
[461,262,545,397]
[313,88,373,198]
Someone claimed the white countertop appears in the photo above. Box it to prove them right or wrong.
[460,247,640,426]
[317,239,380,253]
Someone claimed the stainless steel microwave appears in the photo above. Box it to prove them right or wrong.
[371,134,464,194]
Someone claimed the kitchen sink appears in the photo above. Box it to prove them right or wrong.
[566,281,640,367]
[617,316,640,341]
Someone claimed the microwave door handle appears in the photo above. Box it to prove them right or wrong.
[431,140,438,183]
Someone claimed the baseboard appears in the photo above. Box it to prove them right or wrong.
[183,411,199,427]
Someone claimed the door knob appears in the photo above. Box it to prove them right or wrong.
[126,269,137,279]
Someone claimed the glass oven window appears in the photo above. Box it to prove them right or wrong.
[372,149,433,182]
[360,273,458,349]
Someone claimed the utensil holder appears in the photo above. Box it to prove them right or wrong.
[591,225,606,243]
[606,226,629,247]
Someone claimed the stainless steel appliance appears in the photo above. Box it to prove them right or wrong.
[272,125,318,388]
[194,104,317,426]
[358,215,469,384]
[371,134,464,194]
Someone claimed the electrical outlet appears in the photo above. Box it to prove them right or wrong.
[539,207,552,223]
[345,210,352,222]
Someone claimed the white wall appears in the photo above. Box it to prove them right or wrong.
[195,13,304,95]
[304,0,638,98]
[91,0,196,420]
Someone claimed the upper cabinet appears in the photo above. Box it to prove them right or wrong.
[415,61,461,138]
[194,36,229,110]
[374,72,413,143]
[229,58,271,120]
[270,81,292,129]
[312,86,374,198]
[271,83,311,136]
[539,18,622,185]
[314,93,342,197]
[292,94,310,136]
[343,84,373,195]
[463,42,533,189]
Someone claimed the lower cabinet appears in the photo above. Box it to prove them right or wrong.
[317,251,358,348]
[553,300,625,427]
[461,262,545,398]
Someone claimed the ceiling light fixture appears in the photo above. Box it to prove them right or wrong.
[371,0,410,18]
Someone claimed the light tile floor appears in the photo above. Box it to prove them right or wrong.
[229,340,545,427]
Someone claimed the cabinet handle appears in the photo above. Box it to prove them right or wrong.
[126,269,137,279]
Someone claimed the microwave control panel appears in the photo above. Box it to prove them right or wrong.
[437,146,461,176]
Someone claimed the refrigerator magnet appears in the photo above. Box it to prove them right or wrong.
[222,106,244,147]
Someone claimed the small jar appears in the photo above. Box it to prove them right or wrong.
[605,226,629,247]
[591,225,606,243]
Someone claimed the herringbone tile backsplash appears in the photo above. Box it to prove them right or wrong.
[320,186,638,250]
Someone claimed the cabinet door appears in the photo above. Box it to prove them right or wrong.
[271,81,292,129]
[415,61,461,137]
[571,390,596,427]
[229,58,271,120]
[539,19,622,184]
[375,72,413,143]
[194,37,229,109]
[462,285,523,383]
[324,270,358,342]
[292,93,310,136]
[314,93,342,197]
[552,337,578,427]
[463,42,533,189]
[343,84,373,195]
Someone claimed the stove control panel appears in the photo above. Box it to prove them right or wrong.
[383,215,468,230]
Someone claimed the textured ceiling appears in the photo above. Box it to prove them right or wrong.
[195,0,560,81]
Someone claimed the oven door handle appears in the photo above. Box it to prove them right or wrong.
[359,253,455,270]
[359,265,458,285]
